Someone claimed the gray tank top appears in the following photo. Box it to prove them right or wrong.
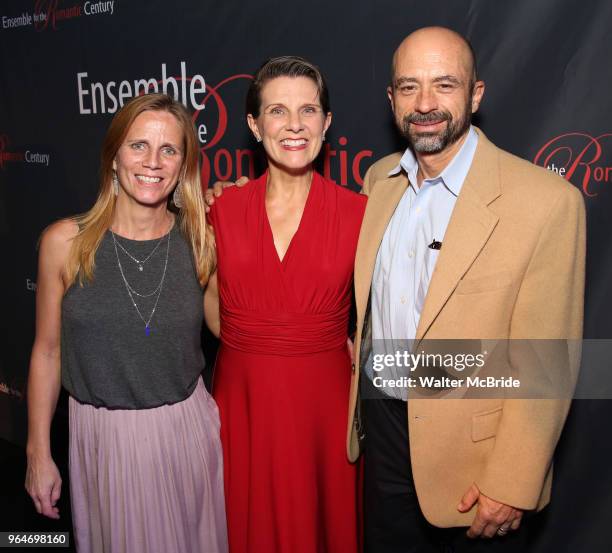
[61,224,205,409]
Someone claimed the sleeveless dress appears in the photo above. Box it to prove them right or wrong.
[209,172,367,553]
[62,225,228,553]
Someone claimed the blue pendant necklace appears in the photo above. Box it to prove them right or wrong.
[111,225,171,336]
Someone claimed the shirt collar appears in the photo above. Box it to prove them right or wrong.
[388,126,479,197]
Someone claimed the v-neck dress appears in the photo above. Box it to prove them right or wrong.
[209,171,366,553]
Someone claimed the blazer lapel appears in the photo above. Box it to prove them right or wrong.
[415,130,502,340]
[355,174,409,318]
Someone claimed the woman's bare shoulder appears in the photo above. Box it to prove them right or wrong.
[40,218,79,257]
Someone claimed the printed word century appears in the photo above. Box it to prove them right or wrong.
[77,62,206,115]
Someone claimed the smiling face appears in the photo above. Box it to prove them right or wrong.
[113,110,184,207]
[247,76,331,174]
[388,28,484,154]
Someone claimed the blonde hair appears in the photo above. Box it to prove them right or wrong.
[66,93,214,287]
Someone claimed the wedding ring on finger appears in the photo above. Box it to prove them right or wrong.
[497,526,509,536]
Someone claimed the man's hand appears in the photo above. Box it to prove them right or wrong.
[457,483,523,538]
[204,176,249,212]
[346,337,355,365]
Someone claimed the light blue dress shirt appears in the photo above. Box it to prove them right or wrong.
[368,126,479,400]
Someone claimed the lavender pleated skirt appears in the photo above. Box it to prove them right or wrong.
[68,379,228,553]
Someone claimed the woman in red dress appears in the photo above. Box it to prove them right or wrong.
[206,56,366,553]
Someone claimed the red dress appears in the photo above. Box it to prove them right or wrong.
[209,171,367,553]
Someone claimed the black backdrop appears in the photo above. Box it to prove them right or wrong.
[1,0,611,550]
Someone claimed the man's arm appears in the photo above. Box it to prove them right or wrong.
[361,165,375,196]
[360,152,404,196]
[460,185,586,536]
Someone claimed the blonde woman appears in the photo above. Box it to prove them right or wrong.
[25,94,227,553]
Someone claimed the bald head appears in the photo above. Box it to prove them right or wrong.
[391,27,477,87]
[386,26,485,156]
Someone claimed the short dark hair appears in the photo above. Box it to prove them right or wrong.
[246,56,330,118]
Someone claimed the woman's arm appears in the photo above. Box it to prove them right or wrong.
[25,219,76,519]
[204,271,220,338]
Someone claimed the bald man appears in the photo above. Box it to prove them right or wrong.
[346,27,585,552]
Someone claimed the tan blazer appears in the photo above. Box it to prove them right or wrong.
[346,128,586,527]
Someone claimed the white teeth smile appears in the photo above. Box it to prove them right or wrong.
[281,139,307,146]
[136,175,162,183]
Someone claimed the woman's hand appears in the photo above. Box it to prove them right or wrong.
[205,176,250,212]
[25,453,62,519]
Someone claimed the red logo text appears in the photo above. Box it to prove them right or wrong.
[534,132,611,197]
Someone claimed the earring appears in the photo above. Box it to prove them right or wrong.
[112,171,119,196]
[256,136,262,143]
[173,182,184,209]
[322,134,326,142]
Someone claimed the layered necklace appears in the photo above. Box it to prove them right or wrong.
[111,220,172,336]
[114,236,164,272]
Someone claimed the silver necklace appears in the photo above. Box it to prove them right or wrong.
[111,229,171,336]
[113,234,165,271]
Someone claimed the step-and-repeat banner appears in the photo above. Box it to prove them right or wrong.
[1,0,610,548]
